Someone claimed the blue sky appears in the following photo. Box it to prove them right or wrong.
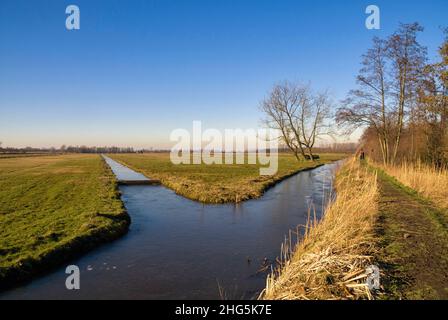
[0,0,447,148]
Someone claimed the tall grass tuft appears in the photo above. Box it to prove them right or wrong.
[260,158,378,300]
[381,160,448,210]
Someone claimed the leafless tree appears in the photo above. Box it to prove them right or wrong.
[337,37,390,164]
[337,23,426,164]
[261,81,333,161]
[387,23,427,163]
[416,28,448,166]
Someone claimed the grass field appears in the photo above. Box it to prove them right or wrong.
[110,153,347,203]
[0,153,60,159]
[0,154,129,288]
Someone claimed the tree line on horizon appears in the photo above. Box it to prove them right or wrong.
[0,145,138,154]
[0,142,357,155]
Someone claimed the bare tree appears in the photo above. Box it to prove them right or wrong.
[299,90,334,159]
[416,28,448,166]
[337,37,390,164]
[337,23,426,164]
[387,23,427,163]
[261,81,333,161]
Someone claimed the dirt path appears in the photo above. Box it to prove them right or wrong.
[375,171,448,299]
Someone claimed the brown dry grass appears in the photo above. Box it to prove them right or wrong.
[381,161,448,210]
[110,153,346,203]
[260,158,379,300]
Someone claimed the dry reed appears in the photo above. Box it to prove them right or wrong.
[381,160,448,210]
[260,158,379,300]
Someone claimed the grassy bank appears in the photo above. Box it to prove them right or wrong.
[373,168,448,299]
[110,153,347,203]
[261,157,448,300]
[261,158,379,300]
[0,154,129,289]
[380,161,448,210]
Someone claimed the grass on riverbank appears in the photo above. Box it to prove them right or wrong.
[261,158,379,300]
[0,154,129,289]
[110,153,347,203]
[372,166,448,299]
[261,157,448,300]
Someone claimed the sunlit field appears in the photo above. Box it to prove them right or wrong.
[110,153,347,203]
[0,154,128,287]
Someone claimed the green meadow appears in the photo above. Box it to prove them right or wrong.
[0,154,128,287]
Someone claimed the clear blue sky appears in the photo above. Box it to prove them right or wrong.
[0,0,447,148]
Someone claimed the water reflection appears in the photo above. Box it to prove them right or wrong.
[102,155,149,181]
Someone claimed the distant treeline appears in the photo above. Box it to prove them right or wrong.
[0,142,357,155]
[276,142,357,153]
[0,146,154,154]
[309,142,358,153]
[61,145,137,153]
